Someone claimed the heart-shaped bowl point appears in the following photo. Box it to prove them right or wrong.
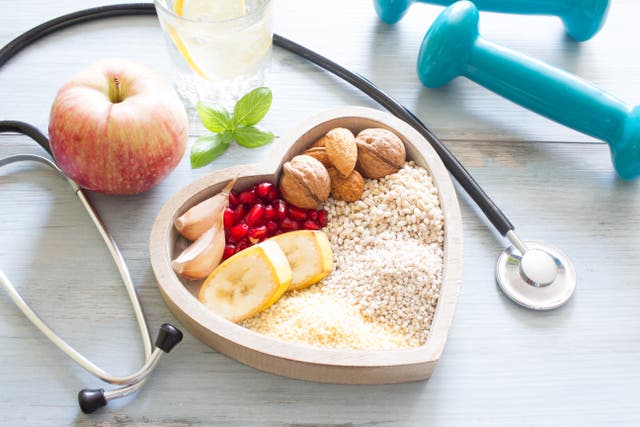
[150,106,462,384]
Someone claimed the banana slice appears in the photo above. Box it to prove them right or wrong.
[270,230,333,291]
[198,239,292,322]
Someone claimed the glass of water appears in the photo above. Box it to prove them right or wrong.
[154,0,273,110]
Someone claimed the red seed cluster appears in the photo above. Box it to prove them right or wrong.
[224,181,327,259]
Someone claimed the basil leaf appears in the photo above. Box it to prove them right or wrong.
[196,101,232,133]
[232,87,272,127]
[232,126,275,148]
[190,132,233,168]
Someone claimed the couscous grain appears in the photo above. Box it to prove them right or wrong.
[241,161,445,350]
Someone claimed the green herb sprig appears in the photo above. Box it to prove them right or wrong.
[190,87,274,168]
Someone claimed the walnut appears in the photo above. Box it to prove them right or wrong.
[355,128,406,178]
[310,135,327,148]
[325,128,358,177]
[279,155,331,209]
[302,146,332,168]
[328,167,364,202]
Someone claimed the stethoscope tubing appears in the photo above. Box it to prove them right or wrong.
[0,2,515,239]
[0,152,184,413]
[0,154,155,385]
[0,1,527,413]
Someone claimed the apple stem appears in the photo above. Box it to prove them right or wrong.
[109,77,123,103]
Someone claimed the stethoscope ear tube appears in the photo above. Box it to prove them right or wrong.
[0,1,577,414]
[76,324,183,414]
[0,147,183,413]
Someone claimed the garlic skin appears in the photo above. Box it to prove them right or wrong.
[172,218,225,280]
[175,177,237,241]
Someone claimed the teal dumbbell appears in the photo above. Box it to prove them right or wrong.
[417,1,640,179]
[374,0,609,41]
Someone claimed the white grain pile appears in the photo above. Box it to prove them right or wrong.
[242,162,445,349]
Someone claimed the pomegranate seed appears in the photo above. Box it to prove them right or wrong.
[266,186,280,201]
[229,222,249,242]
[234,204,247,224]
[254,182,275,200]
[228,191,238,207]
[307,209,319,222]
[287,205,307,222]
[223,207,235,228]
[272,199,287,221]
[279,217,300,231]
[245,203,265,227]
[237,189,257,205]
[263,205,275,221]
[235,238,251,252]
[317,210,327,227]
[248,225,268,243]
[223,245,235,260]
[303,220,321,230]
[265,220,278,235]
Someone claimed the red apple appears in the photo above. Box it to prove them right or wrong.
[48,59,188,195]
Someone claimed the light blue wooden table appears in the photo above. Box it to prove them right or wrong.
[1,1,639,425]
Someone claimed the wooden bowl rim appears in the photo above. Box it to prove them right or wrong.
[150,106,462,368]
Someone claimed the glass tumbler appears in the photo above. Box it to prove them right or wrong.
[154,0,273,110]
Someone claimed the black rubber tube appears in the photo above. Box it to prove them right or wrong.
[0,3,514,236]
[272,35,514,236]
[0,120,51,153]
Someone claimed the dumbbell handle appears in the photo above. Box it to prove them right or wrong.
[374,0,609,41]
[418,1,640,179]
[426,0,567,14]
[428,0,564,15]
[469,38,626,144]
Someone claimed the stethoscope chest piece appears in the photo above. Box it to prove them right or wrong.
[496,240,576,310]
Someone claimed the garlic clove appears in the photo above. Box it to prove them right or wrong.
[174,176,238,241]
[172,219,226,280]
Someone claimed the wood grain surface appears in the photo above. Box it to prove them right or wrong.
[1,1,639,426]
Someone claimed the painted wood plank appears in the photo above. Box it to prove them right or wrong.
[0,1,639,426]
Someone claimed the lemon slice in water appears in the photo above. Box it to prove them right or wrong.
[166,0,270,81]
[174,0,246,21]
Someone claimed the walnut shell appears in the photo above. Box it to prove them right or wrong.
[328,167,364,202]
[325,128,357,177]
[355,128,406,178]
[279,155,331,209]
[310,135,327,148]
[302,147,332,168]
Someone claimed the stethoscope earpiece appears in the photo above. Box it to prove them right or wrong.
[78,389,107,414]
[0,151,184,414]
[1,0,595,411]
[155,323,184,353]
[76,324,183,414]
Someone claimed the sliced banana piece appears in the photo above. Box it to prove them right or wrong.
[198,239,292,322]
[270,230,333,291]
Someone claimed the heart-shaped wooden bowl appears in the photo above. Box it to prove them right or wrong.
[150,106,462,384]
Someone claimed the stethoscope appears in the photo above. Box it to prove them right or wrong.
[0,145,184,413]
[0,2,576,413]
